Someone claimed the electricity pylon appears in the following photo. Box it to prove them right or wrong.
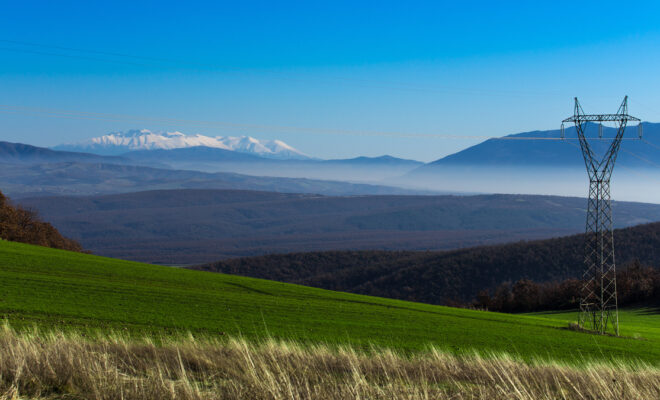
[561,96,640,336]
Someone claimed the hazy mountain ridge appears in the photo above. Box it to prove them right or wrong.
[0,141,128,164]
[47,129,425,182]
[122,147,424,182]
[122,147,422,167]
[0,161,430,199]
[0,140,432,198]
[417,122,658,168]
[18,189,660,264]
[8,121,660,201]
[399,122,660,202]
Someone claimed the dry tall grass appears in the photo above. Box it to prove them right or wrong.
[0,324,658,399]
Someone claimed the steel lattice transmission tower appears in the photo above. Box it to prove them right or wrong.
[561,96,641,336]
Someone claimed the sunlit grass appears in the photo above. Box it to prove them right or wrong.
[0,323,658,400]
[2,240,660,365]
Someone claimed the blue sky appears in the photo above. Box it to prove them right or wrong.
[2,1,660,161]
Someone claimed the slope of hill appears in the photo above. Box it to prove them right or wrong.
[123,147,423,182]
[0,191,81,252]
[19,190,660,264]
[0,140,423,189]
[194,222,660,304]
[0,141,129,164]
[2,239,660,364]
[123,145,272,163]
[418,122,659,168]
[401,122,660,202]
[0,160,429,199]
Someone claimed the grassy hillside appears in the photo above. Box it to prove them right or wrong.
[531,308,660,339]
[2,240,660,365]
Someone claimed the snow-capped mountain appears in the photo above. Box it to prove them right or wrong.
[53,129,309,159]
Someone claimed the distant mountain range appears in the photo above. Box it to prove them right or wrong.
[0,160,430,199]
[54,129,309,159]
[4,121,660,201]
[51,130,423,182]
[0,141,432,198]
[0,141,127,164]
[400,122,660,202]
[419,122,657,168]
[122,148,423,182]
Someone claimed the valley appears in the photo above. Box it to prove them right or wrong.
[17,189,660,264]
[5,5,660,398]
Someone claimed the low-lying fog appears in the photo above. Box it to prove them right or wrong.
[159,161,660,204]
[392,166,660,204]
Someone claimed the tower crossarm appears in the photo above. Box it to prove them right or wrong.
[562,114,640,123]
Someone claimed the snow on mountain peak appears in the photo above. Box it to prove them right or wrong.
[54,129,309,159]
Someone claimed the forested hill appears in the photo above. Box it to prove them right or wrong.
[192,222,660,304]
[20,189,660,264]
[0,191,82,252]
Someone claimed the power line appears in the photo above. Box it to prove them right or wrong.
[0,46,148,66]
[0,39,182,64]
[642,138,660,151]
[620,147,660,169]
[564,138,660,190]
[0,103,573,140]
[564,129,659,169]
[0,103,649,141]
[0,38,571,97]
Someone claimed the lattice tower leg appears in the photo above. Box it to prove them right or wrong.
[578,178,619,335]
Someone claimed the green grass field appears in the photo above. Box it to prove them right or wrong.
[531,308,660,341]
[1,239,660,365]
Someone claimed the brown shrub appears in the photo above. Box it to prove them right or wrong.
[0,191,82,252]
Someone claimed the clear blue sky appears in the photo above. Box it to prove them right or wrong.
[2,0,660,161]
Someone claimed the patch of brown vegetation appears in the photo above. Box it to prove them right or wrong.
[0,191,82,252]
[0,325,658,399]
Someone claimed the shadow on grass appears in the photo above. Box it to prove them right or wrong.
[630,307,660,315]
[527,309,578,316]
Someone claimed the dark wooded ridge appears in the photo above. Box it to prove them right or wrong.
[193,222,660,305]
[473,260,660,312]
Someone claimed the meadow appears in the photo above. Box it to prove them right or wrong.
[531,308,660,342]
[1,240,660,366]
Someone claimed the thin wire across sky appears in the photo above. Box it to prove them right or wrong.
[0,104,647,142]
[1,39,657,161]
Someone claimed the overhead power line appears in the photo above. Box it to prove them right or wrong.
[0,46,148,66]
[5,39,660,119]
[0,104,646,141]
[642,138,660,151]
[621,147,660,169]
[0,39,578,98]
[0,39,181,64]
